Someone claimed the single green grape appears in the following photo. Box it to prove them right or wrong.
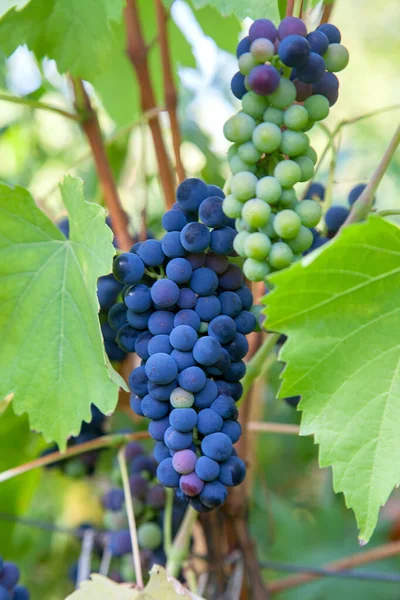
[252,122,282,153]
[243,257,270,281]
[103,510,130,532]
[323,43,349,72]
[199,322,209,333]
[256,176,282,205]
[121,555,136,583]
[278,188,298,209]
[229,154,257,175]
[263,106,284,127]
[233,230,250,257]
[304,146,318,165]
[235,218,256,233]
[238,141,262,164]
[294,156,314,182]
[244,76,252,91]
[287,225,314,253]
[243,232,272,260]
[268,78,296,109]
[223,112,256,144]
[239,52,257,75]
[274,160,302,188]
[268,242,294,269]
[304,95,330,121]
[295,199,322,227]
[250,37,275,63]
[227,144,238,161]
[242,92,269,119]
[273,209,302,239]
[137,522,162,551]
[170,387,194,408]
[283,105,309,131]
[279,130,309,157]
[223,194,245,218]
[242,198,271,228]
[231,171,258,201]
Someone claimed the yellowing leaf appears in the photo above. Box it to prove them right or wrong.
[65,567,206,600]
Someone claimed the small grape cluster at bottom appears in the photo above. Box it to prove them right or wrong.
[0,558,29,600]
[110,178,255,512]
[101,441,187,580]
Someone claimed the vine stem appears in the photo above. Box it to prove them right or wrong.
[306,104,400,195]
[166,506,198,578]
[0,431,150,483]
[117,446,144,589]
[247,422,300,434]
[240,333,280,402]
[376,208,400,217]
[0,92,80,121]
[155,0,185,183]
[125,0,176,209]
[268,539,400,594]
[72,79,132,251]
[341,123,400,228]
[286,0,295,17]
[163,487,174,556]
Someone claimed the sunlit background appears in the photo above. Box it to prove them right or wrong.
[0,0,400,598]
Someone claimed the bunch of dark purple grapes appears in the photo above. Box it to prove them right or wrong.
[110,178,256,512]
[102,442,186,581]
[0,558,29,600]
[233,17,349,106]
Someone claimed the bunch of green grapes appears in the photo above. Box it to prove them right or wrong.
[223,17,349,281]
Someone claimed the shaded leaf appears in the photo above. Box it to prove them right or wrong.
[0,176,124,448]
[0,0,125,82]
[264,216,400,543]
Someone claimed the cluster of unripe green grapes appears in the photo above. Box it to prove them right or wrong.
[222,18,349,281]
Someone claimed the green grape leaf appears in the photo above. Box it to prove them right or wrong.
[0,404,44,553]
[164,0,279,20]
[264,216,400,543]
[65,566,206,599]
[191,3,241,53]
[0,176,125,449]
[0,0,126,82]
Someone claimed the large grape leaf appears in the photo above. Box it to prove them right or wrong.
[164,0,279,20]
[0,0,125,82]
[264,216,400,543]
[0,176,125,449]
[65,567,206,599]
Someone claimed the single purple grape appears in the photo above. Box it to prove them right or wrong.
[172,449,197,474]
[249,18,277,42]
[248,65,280,96]
[278,16,307,39]
[179,472,205,496]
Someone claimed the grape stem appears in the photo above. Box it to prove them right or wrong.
[72,78,133,251]
[286,0,295,17]
[125,0,176,209]
[118,446,144,589]
[239,333,280,403]
[0,431,150,483]
[0,92,81,121]
[341,123,400,228]
[166,505,198,578]
[163,487,174,556]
